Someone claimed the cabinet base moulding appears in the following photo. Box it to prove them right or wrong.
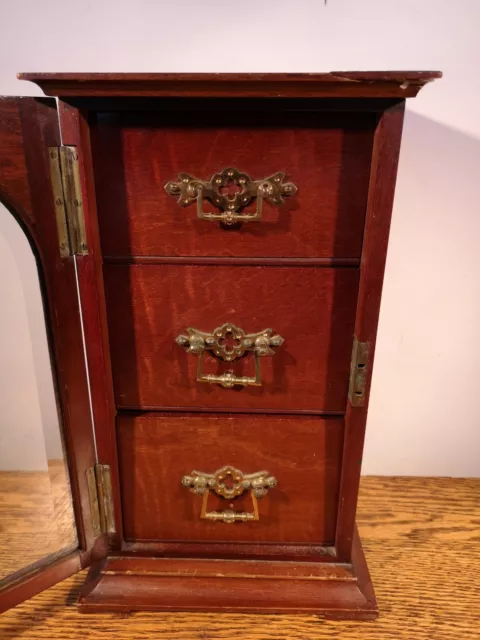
[78,529,377,619]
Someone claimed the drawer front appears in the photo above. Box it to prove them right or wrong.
[92,110,374,258]
[117,413,344,545]
[104,265,359,412]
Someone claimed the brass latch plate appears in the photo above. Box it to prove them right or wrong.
[348,337,370,407]
[48,146,88,256]
[86,464,115,537]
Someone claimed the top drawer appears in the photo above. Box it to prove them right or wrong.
[91,109,375,259]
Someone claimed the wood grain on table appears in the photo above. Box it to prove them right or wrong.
[1,476,479,639]
[0,461,77,579]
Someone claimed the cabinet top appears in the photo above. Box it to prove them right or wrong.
[18,71,441,99]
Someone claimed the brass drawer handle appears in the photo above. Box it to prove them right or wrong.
[165,167,297,226]
[176,322,284,388]
[181,465,277,524]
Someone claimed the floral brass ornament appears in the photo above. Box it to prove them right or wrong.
[176,322,284,388]
[181,465,277,524]
[164,167,297,226]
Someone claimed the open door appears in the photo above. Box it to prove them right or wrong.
[0,97,97,613]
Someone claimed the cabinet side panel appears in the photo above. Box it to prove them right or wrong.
[335,101,406,561]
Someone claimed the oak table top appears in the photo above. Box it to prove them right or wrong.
[1,476,478,639]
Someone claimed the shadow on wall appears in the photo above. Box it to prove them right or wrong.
[0,205,62,471]
[365,110,480,477]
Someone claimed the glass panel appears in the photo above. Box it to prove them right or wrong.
[0,204,78,583]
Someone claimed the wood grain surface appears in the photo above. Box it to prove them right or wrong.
[0,461,77,580]
[91,110,374,258]
[18,71,442,98]
[117,413,343,545]
[1,476,478,638]
[104,265,359,412]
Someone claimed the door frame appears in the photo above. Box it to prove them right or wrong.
[0,97,97,611]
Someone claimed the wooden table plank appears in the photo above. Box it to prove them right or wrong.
[0,462,77,579]
[1,476,479,639]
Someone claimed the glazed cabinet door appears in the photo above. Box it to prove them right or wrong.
[0,98,97,613]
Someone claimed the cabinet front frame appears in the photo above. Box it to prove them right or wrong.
[57,96,405,563]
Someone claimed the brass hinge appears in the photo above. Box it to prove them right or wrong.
[48,146,88,256]
[348,337,370,407]
[86,464,116,537]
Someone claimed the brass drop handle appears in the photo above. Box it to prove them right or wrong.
[181,465,277,524]
[176,322,284,388]
[165,167,297,226]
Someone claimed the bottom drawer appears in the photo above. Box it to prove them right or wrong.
[117,413,344,545]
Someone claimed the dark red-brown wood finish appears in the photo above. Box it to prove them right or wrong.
[104,265,359,412]
[0,98,96,610]
[78,530,377,618]
[335,101,406,561]
[91,110,374,259]
[0,554,82,615]
[56,101,123,549]
[117,414,344,545]
[2,72,440,617]
[18,71,441,98]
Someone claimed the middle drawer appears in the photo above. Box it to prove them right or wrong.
[104,264,359,412]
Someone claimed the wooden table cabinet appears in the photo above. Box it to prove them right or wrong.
[0,71,440,618]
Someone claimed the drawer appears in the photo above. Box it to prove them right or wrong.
[117,413,344,545]
[91,109,374,258]
[104,265,359,412]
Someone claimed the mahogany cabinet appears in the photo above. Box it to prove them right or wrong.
[0,72,440,618]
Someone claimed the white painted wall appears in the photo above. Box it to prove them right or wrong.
[0,0,478,476]
[0,206,63,470]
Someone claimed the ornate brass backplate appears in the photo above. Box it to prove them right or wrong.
[164,167,297,226]
[176,322,284,388]
[181,465,277,524]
